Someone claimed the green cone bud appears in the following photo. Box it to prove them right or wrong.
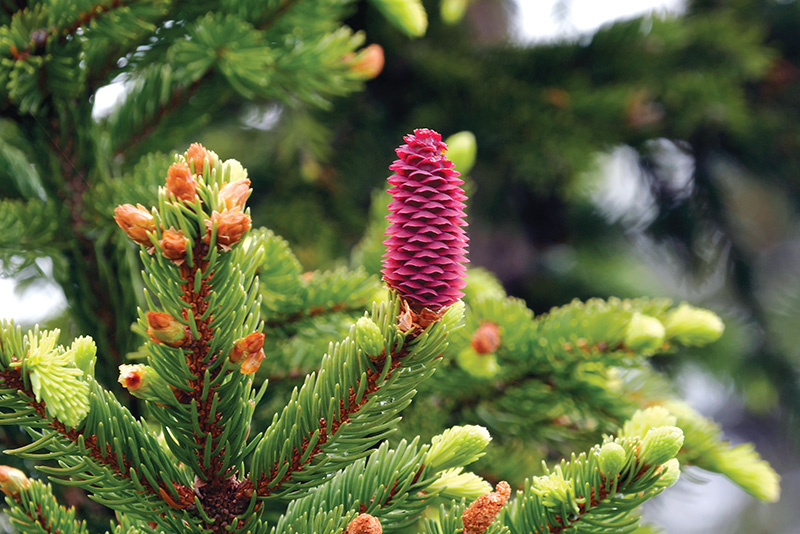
[639,426,684,466]
[444,131,477,175]
[355,316,385,359]
[655,458,681,488]
[624,313,665,354]
[663,303,724,346]
[427,425,492,471]
[596,442,627,478]
[457,347,500,378]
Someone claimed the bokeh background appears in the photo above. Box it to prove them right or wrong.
[3,0,799,532]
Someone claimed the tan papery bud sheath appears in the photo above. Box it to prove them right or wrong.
[114,204,156,245]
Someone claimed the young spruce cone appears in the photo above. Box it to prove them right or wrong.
[382,128,468,311]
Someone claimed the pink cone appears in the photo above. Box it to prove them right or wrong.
[382,129,468,310]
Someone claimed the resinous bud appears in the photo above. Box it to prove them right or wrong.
[639,426,684,466]
[471,321,501,354]
[159,228,188,261]
[146,312,190,347]
[204,207,252,250]
[230,332,265,363]
[219,179,252,210]
[118,364,169,402]
[663,303,724,346]
[114,204,156,245]
[240,349,265,375]
[350,44,385,80]
[166,162,198,202]
[355,316,385,359]
[624,313,665,354]
[185,143,212,176]
[0,466,30,496]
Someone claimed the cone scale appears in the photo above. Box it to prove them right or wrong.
[382,129,469,311]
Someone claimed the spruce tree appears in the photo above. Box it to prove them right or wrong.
[0,2,782,533]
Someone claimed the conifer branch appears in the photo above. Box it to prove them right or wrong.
[117,72,210,157]
[250,298,463,498]
[257,0,302,32]
[0,362,183,516]
[4,0,134,63]
[4,479,89,534]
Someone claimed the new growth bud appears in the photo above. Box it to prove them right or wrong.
[462,481,511,534]
[655,458,681,488]
[346,513,382,534]
[427,425,491,471]
[444,131,477,175]
[230,332,265,363]
[664,303,725,346]
[118,364,169,402]
[230,333,266,374]
[0,466,30,496]
[382,129,469,311]
[166,162,198,202]
[146,312,190,347]
[219,179,252,210]
[204,208,252,250]
[471,322,501,354]
[159,228,188,262]
[186,143,212,176]
[639,426,684,466]
[240,350,265,375]
[350,44,385,80]
[114,204,156,245]
[596,442,627,479]
[624,313,666,354]
[355,316,385,359]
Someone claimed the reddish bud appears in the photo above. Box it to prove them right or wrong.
[382,129,469,310]
[159,228,188,261]
[204,207,252,250]
[166,163,198,202]
[118,364,144,391]
[219,178,252,210]
[462,481,511,534]
[146,312,190,347]
[186,143,212,175]
[350,44,385,80]
[345,513,382,534]
[114,204,156,246]
[0,466,30,496]
[240,349,265,375]
[471,322,501,354]
[230,332,265,363]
